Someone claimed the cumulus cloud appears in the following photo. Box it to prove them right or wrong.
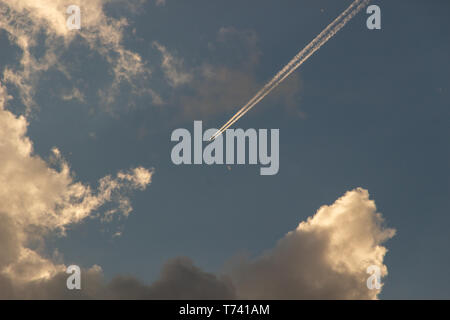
[0,83,153,290]
[229,188,395,299]
[0,0,157,113]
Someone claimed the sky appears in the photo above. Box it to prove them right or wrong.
[0,0,448,299]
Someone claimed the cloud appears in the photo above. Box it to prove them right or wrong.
[1,258,235,300]
[229,188,395,299]
[104,258,235,299]
[0,0,156,113]
[141,188,395,299]
[153,41,193,88]
[0,83,153,288]
[61,87,85,102]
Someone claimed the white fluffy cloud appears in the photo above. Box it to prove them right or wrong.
[230,188,395,299]
[0,83,153,285]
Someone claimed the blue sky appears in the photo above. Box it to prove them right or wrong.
[0,0,448,299]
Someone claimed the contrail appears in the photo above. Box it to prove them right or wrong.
[210,0,371,141]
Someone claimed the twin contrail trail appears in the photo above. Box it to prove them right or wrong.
[210,0,371,141]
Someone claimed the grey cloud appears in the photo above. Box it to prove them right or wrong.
[104,258,235,299]
[1,258,235,300]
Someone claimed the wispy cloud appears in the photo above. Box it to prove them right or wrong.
[61,87,85,102]
[153,41,192,88]
[0,0,156,113]
[155,27,302,120]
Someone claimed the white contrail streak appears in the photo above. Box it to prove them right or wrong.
[210,0,371,141]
